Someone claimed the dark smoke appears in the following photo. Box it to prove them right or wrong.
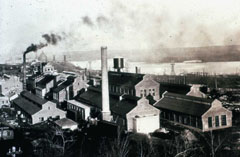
[24,33,63,54]
[82,16,94,26]
[96,16,109,25]
[42,33,62,45]
[24,43,47,54]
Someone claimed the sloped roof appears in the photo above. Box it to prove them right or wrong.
[159,83,191,96]
[36,75,55,88]
[75,86,142,117]
[13,96,41,115]
[164,92,213,104]
[52,79,73,93]
[111,99,137,117]
[54,118,78,127]
[75,87,119,109]
[111,94,141,117]
[21,91,47,105]
[154,92,212,116]
[108,71,144,88]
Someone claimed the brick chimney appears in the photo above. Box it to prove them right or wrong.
[101,46,112,121]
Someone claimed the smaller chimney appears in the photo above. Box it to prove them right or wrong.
[135,66,138,74]
[53,55,56,62]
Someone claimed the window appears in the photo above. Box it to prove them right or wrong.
[39,117,44,122]
[215,116,219,127]
[48,107,50,110]
[221,115,227,126]
[140,90,143,97]
[208,117,212,128]
[152,88,155,96]
[144,89,147,97]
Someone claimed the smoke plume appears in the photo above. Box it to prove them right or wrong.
[42,33,62,45]
[24,33,63,54]
[82,16,94,26]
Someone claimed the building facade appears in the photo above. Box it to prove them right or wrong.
[108,71,160,101]
[154,92,232,132]
[67,100,91,121]
[12,91,66,124]
[135,75,160,101]
[126,98,160,134]
[202,99,232,132]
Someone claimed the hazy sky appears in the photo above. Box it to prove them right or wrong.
[1,0,240,60]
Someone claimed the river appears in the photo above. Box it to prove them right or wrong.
[71,60,240,75]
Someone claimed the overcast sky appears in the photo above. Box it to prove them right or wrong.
[1,0,240,61]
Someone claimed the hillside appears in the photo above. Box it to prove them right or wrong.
[60,45,240,63]
[50,61,84,73]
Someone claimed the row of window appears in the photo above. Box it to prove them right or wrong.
[140,88,155,97]
[109,85,134,96]
[68,104,83,112]
[208,115,227,128]
[1,100,9,104]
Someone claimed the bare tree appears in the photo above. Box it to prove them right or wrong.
[194,129,231,157]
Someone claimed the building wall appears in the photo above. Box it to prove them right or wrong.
[109,84,135,96]
[67,101,90,121]
[58,89,67,102]
[72,76,88,97]
[160,109,203,129]
[126,98,160,133]
[26,75,44,92]
[43,64,55,75]
[202,99,232,132]
[46,80,54,93]
[35,87,46,98]
[0,76,22,95]
[32,102,66,124]
[135,75,160,101]
[133,115,159,134]
[0,96,10,108]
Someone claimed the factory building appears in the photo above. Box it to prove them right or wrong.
[12,91,66,124]
[108,72,160,101]
[112,97,160,134]
[35,75,56,98]
[67,47,161,134]
[154,92,232,132]
[0,75,22,107]
[67,99,91,121]
[52,75,88,105]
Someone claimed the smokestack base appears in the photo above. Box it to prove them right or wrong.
[102,112,112,121]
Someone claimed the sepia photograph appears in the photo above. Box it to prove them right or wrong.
[0,0,240,156]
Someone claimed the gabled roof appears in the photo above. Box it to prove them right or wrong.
[159,83,191,96]
[75,86,142,117]
[75,87,120,109]
[108,71,144,88]
[68,100,91,109]
[36,75,55,88]
[54,118,78,127]
[13,96,41,115]
[21,91,47,106]
[28,73,43,80]
[111,99,137,117]
[154,92,212,116]
[52,79,73,93]
[111,94,141,117]
[164,92,213,105]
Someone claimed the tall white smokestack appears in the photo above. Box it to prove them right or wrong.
[101,46,112,121]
